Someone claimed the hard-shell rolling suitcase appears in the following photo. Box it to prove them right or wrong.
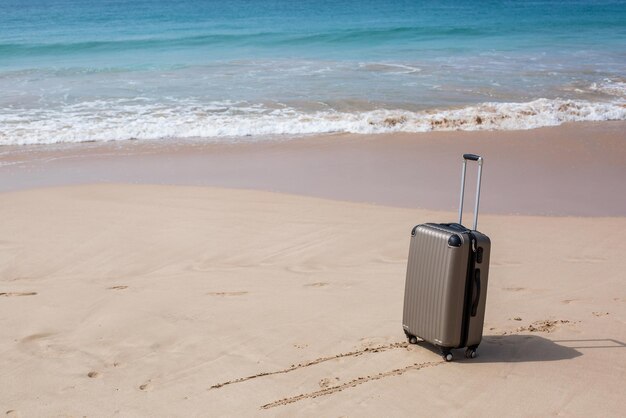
[402,154,491,361]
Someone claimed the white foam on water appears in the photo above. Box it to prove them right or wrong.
[359,62,422,74]
[1,98,624,146]
[589,79,626,98]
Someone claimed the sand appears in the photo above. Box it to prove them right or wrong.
[2,121,626,216]
[1,123,626,416]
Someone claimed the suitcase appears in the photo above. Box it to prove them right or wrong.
[402,153,491,362]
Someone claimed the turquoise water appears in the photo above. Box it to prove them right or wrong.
[1,0,625,144]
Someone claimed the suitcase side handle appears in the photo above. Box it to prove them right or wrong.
[471,269,481,317]
[458,154,483,230]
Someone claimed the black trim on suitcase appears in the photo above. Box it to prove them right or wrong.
[459,232,477,348]
[471,269,481,317]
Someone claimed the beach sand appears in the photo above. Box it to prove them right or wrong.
[1,122,625,416]
[2,121,626,216]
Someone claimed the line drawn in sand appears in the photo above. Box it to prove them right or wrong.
[207,341,443,409]
[210,319,575,408]
[261,361,443,409]
[208,341,409,390]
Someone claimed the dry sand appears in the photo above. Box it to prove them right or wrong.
[1,123,626,416]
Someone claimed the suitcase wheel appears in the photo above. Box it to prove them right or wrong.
[465,347,477,359]
[443,352,453,362]
[404,329,419,345]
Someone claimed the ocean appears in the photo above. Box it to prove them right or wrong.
[1,0,625,145]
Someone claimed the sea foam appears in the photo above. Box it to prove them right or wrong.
[0,98,624,146]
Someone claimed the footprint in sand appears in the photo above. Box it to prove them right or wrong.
[207,291,248,297]
[5,410,21,417]
[592,312,609,317]
[20,332,55,343]
[139,380,153,391]
[304,282,329,288]
[0,292,37,297]
[87,371,101,379]
[503,287,525,292]
[107,286,128,290]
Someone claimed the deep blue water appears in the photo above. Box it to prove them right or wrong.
[1,0,625,144]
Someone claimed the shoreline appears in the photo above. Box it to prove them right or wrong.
[2,120,625,216]
[3,97,625,146]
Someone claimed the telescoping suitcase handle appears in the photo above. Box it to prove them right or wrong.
[458,153,483,231]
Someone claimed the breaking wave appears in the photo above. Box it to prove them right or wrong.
[1,98,624,146]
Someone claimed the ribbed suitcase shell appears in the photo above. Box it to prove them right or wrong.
[403,223,490,350]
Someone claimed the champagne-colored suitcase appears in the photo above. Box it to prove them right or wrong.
[402,154,491,361]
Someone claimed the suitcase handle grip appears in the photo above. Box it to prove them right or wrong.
[471,269,481,317]
[458,154,483,230]
[463,153,482,162]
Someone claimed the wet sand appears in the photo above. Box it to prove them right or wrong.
[1,121,625,216]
